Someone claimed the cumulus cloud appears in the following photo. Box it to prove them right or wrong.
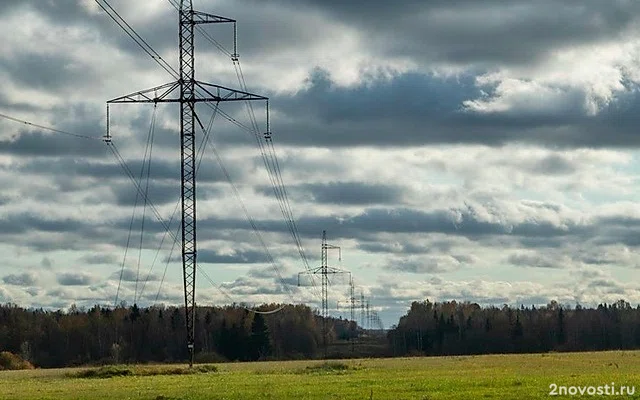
[57,272,97,286]
[3,272,37,286]
[507,252,568,269]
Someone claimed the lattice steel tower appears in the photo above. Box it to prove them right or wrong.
[107,0,267,366]
[298,230,349,356]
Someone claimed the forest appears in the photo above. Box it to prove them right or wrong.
[1,299,640,368]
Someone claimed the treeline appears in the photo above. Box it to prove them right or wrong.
[3,299,640,368]
[0,303,356,368]
[388,299,640,356]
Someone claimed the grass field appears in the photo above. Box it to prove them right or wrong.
[1,351,639,399]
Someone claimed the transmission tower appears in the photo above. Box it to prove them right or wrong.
[366,300,370,330]
[298,230,349,356]
[370,310,384,333]
[106,0,268,367]
[336,277,357,322]
[349,276,356,322]
[360,291,365,328]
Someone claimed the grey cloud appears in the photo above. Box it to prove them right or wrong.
[262,181,406,205]
[0,0,96,25]
[0,131,106,157]
[385,256,462,274]
[18,155,242,184]
[80,253,118,265]
[358,239,454,255]
[246,269,299,289]
[260,70,512,148]
[276,68,478,127]
[0,213,89,236]
[6,0,640,151]
[0,0,175,65]
[1,52,96,92]
[220,276,296,296]
[111,268,161,283]
[110,181,179,207]
[247,0,640,66]
[266,69,640,149]
[57,272,97,286]
[0,211,175,254]
[45,288,75,299]
[358,242,428,255]
[41,257,53,269]
[166,249,271,264]
[589,216,640,247]
[3,272,37,286]
[193,204,584,243]
[452,254,475,264]
[246,267,296,283]
[588,279,624,291]
[248,267,277,279]
[508,253,564,269]
[13,0,635,74]
[521,154,578,176]
[145,290,182,303]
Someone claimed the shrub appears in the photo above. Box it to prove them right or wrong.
[75,365,133,378]
[301,361,353,374]
[73,364,218,379]
[0,352,34,371]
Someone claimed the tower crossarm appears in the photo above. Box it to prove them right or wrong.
[107,81,181,104]
[107,81,267,104]
[194,81,268,102]
[297,267,349,285]
[191,11,235,25]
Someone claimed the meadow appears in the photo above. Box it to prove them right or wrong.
[1,351,639,399]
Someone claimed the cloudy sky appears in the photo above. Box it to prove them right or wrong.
[3,0,640,327]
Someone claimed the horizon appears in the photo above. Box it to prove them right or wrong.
[2,0,640,330]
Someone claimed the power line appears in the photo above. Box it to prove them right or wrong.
[193,112,298,303]
[134,105,158,304]
[0,112,102,141]
[139,103,223,302]
[94,0,179,78]
[230,57,319,298]
[0,105,296,316]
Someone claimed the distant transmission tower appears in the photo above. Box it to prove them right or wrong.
[298,230,349,356]
[366,300,370,330]
[106,0,268,367]
[349,276,356,322]
[336,277,357,322]
[361,291,365,328]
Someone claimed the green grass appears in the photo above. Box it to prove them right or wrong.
[1,351,640,399]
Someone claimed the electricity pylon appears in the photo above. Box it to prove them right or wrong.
[106,0,268,367]
[366,300,370,330]
[298,230,349,357]
[336,277,357,322]
[360,291,365,328]
[370,310,384,333]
